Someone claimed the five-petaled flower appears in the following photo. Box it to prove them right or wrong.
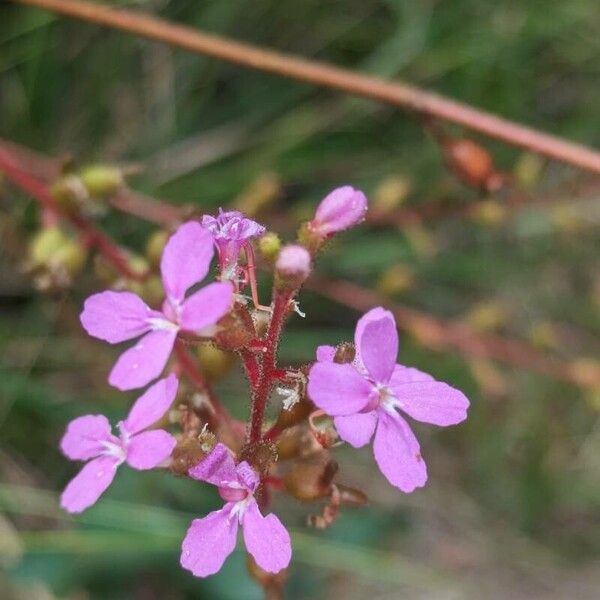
[307,307,469,493]
[181,443,291,577]
[60,375,179,513]
[201,209,265,280]
[80,221,233,390]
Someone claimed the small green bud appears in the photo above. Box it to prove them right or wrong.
[257,231,281,262]
[50,174,87,210]
[80,165,123,199]
[28,227,67,267]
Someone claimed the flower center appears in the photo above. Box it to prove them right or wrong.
[218,486,248,503]
[100,438,127,463]
[363,383,398,413]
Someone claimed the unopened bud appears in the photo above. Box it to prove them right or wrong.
[214,305,256,350]
[28,227,68,267]
[171,437,209,476]
[466,302,507,333]
[27,227,87,289]
[196,343,235,382]
[274,397,312,434]
[79,164,123,198]
[309,186,368,237]
[470,199,507,227]
[377,264,415,296]
[442,138,503,192]
[50,174,88,210]
[283,457,338,502]
[258,231,281,263]
[334,342,355,364]
[372,176,411,216]
[514,152,544,189]
[275,244,311,288]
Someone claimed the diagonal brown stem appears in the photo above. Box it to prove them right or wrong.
[10,0,600,174]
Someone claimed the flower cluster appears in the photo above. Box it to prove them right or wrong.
[59,185,470,591]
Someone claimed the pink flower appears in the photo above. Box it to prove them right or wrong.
[307,308,469,493]
[181,443,291,577]
[80,222,233,390]
[309,186,368,237]
[201,209,265,278]
[60,375,179,513]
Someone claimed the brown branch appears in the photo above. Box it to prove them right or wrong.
[11,0,600,175]
[306,275,600,390]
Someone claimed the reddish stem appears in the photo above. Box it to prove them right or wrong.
[239,348,261,389]
[248,290,291,445]
[0,146,145,281]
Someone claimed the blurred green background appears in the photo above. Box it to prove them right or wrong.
[1,0,599,598]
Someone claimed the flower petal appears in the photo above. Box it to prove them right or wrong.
[389,365,434,385]
[180,281,233,333]
[242,501,291,574]
[108,329,177,391]
[122,374,179,435]
[316,345,336,362]
[188,443,237,486]
[354,307,395,371]
[373,410,427,493]
[334,412,377,448]
[60,455,119,514]
[126,430,176,470]
[389,379,470,426]
[80,291,153,343]
[60,415,112,460]
[235,461,259,492]
[180,506,238,577]
[359,316,398,384]
[161,221,214,304]
[307,362,372,416]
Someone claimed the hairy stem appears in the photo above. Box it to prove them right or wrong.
[248,291,291,445]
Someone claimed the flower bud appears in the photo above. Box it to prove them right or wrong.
[275,244,311,289]
[171,437,208,476]
[283,456,338,502]
[28,227,68,268]
[79,164,123,198]
[214,304,256,350]
[334,342,355,364]
[258,231,281,263]
[377,264,415,296]
[196,343,235,382]
[309,186,368,237]
[50,174,88,211]
[27,227,87,290]
[273,396,312,435]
